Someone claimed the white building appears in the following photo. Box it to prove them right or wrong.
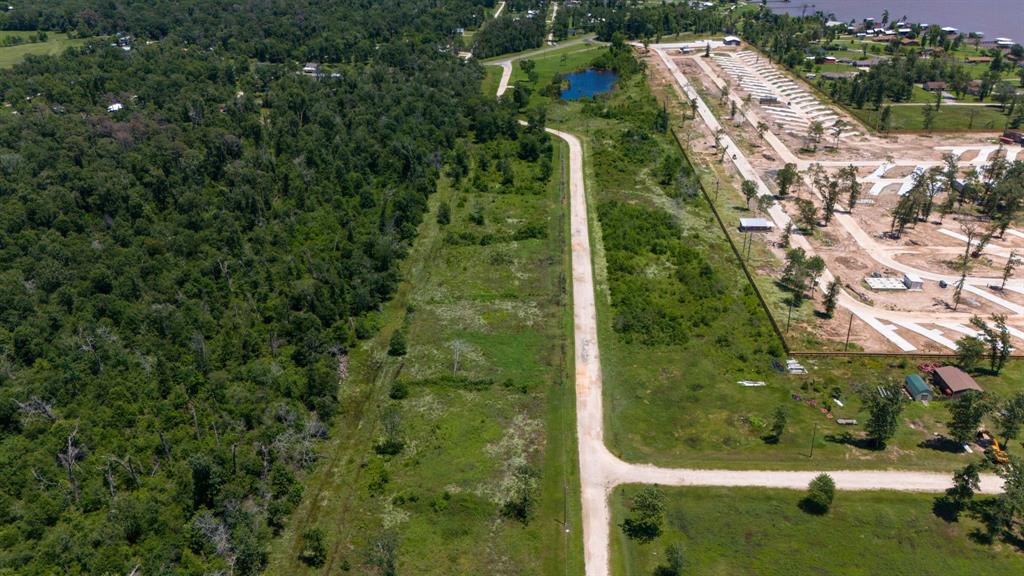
[722,36,741,46]
[107,103,123,113]
[903,273,924,291]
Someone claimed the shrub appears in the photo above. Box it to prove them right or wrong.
[801,473,836,514]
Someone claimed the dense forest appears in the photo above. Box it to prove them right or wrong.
[0,0,526,574]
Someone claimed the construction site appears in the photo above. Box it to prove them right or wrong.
[644,40,1024,354]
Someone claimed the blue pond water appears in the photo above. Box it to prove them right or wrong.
[560,69,618,101]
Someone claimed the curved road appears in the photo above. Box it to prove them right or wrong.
[490,37,598,98]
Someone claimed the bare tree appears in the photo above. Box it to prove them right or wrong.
[16,396,56,421]
[58,425,85,503]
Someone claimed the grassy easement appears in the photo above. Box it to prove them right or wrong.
[610,485,1024,576]
[0,32,89,68]
[266,124,581,573]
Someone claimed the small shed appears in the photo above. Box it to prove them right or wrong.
[933,366,983,397]
[739,218,774,232]
[903,273,924,291]
[723,36,741,46]
[904,374,932,401]
[922,81,947,92]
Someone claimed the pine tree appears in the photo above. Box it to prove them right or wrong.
[823,278,840,319]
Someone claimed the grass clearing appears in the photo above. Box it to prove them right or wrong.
[610,485,1024,576]
[266,122,581,574]
[847,102,1013,132]
[0,32,89,68]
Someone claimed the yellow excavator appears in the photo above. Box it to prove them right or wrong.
[977,430,1009,464]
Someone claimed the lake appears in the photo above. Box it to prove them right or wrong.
[560,69,618,101]
[767,0,1023,42]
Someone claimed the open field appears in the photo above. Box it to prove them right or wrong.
[610,486,1024,576]
[266,128,582,574]
[0,32,89,68]
[850,102,1013,132]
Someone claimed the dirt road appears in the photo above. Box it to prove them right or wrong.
[489,37,597,97]
[544,124,1003,576]
[499,52,1007,576]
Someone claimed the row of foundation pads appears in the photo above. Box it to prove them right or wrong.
[711,51,860,140]
[861,145,1024,196]
[659,47,1024,353]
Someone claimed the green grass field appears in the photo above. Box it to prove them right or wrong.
[265,123,582,574]
[852,102,1012,132]
[611,486,1024,576]
[0,32,89,68]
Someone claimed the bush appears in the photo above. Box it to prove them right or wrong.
[436,201,451,225]
[387,331,407,357]
[801,473,836,514]
[299,528,327,567]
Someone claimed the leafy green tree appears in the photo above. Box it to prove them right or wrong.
[741,179,758,210]
[823,278,840,319]
[956,336,985,371]
[864,384,906,448]
[775,163,798,196]
[879,105,893,133]
[656,542,686,576]
[921,104,937,132]
[944,462,981,518]
[766,405,787,444]
[997,393,1024,448]
[796,198,818,231]
[947,391,992,446]
[621,486,666,543]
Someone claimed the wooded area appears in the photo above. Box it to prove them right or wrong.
[0,1,525,574]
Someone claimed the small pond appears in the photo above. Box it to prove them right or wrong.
[560,68,618,101]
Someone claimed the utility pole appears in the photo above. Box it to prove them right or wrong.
[809,422,819,458]
[786,300,794,334]
[844,312,854,351]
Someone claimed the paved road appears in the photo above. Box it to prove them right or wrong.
[493,1,505,18]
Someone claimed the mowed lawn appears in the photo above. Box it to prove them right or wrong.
[610,486,1024,576]
[850,103,1013,132]
[0,32,89,68]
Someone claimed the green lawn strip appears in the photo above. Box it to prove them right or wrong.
[610,485,1024,576]
[482,64,503,96]
[0,32,90,68]
[479,35,597,63]
[266,129,580,573]
[850,102,1013,132]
